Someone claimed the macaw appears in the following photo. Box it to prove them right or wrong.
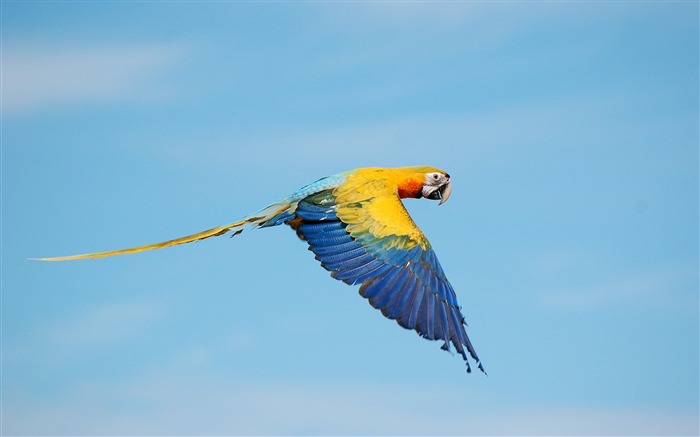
[37,166,484,373]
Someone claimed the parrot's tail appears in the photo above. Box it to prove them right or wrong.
[32,200,295,261]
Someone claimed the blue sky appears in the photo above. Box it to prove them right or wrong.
[2,1,698,435]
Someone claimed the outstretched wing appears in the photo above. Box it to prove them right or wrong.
[289,180,484,373]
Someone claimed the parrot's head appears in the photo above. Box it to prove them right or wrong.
[421,170,452,205]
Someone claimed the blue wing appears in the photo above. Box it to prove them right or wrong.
[289,190,484,373]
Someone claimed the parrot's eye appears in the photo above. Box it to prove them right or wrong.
[428,172,441,182]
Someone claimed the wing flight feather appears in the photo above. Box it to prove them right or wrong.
[290,185,484,373]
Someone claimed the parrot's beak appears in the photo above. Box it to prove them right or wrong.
[438,180,452,205]
[421,175,452,204]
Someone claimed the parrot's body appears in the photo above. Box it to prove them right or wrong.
[38,166,484,373]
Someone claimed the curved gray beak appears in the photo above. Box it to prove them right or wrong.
[439,181,452,205]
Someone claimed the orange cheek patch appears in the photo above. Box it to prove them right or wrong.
[397,178,424,199]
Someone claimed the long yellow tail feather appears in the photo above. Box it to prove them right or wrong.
[32,219,251,261]
[32,201,294,262]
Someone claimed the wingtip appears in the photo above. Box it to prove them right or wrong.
[465,360,487,376]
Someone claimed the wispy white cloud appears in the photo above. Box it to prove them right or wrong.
[7,343,699,435]
[45,300,163,348]
[318,1,555,47]
[2,42,186,115]
[538,260,698,311]
[5,362,698,435]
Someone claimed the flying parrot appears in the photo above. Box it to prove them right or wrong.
[36,166,484,374]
